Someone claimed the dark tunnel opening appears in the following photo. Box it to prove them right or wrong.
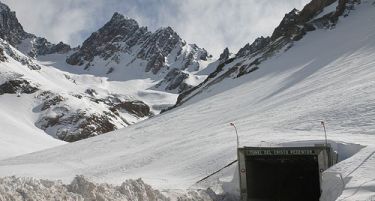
[245,155,321,201]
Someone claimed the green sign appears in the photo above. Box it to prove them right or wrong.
[245,149,316,156]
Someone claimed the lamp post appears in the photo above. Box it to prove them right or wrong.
[321,121,328,148]
[230,122,239,149]
[230,122,242,194]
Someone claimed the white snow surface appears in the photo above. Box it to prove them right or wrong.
[0,44,65,160]
[1,1,375,201]
[0,94,64,160]
[0,175,232,201]
[0,175,169,201]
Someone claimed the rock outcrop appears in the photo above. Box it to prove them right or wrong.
[271,0,360,41]
[0,2,71,57]
[0,78,38,95]
[236,37,271,58]
[156,68,190,92]
[0,3,31,47]
[219,47,230,62]
[30,39,71,57]
[0,39,42,70]
[34,91,153,142]
[111,100,151,117]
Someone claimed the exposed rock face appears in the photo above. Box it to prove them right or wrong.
[0,3,31,46]
[236,37,271,58]
[66,12,142,65]
[0,2,70,57]
[34,91,152,142]
[66,12,209,91]
[138,26,181,73]
[155,68,190,92]
[0,79,38,95]
[0,39,41,70]
[230,0,362,77]
[40,94,64,111]
[219,47,230,61]
[271,0,360,41]
[56,113,118,142]
[30,39,71,57]
[94,95,152,118]
[85,88,97,97]
[36,103,120,142]
[0,47,7,62]
[111,100,151,117]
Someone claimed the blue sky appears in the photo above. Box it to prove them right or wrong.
[2,0,309,57]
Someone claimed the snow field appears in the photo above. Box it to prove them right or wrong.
[0,1,375,201]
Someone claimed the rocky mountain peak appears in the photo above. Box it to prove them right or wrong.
[138,26,182,65]
[106,12,140,32]
[232,0,350,60]
[219,47,230,61]
[0,2,9,11]
[236,36,271,58]
[271,0,340,41]
[157,26,176,35]
[66,12,208,76]
[66,12,210,94]
[0,1,31,46]
[0,1,71,57]
[67,12,145,66]
[94,12,141,43]
[110,12,125,21]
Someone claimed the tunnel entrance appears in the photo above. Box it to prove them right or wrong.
[238,146,335,201]
[246,155,320,201]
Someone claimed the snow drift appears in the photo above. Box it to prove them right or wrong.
[0,175,238,201]
[0,176,167,201]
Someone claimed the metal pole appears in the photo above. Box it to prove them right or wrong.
[230,122,241,191]
[321,121,328,148]
[230,122,239,149]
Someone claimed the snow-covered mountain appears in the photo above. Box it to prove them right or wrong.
[0,0,374,200]
[0,1,216,158]
[0,33,156,145]
[173,0,361,108]
[66,12,211,93]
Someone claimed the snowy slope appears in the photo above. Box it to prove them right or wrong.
[0,93,63,160]
[0,44,65,160]
[0,1,375,200]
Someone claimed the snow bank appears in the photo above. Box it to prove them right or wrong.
[0,176,238,201]
[321,146,375,201]
[0,175,168,201]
